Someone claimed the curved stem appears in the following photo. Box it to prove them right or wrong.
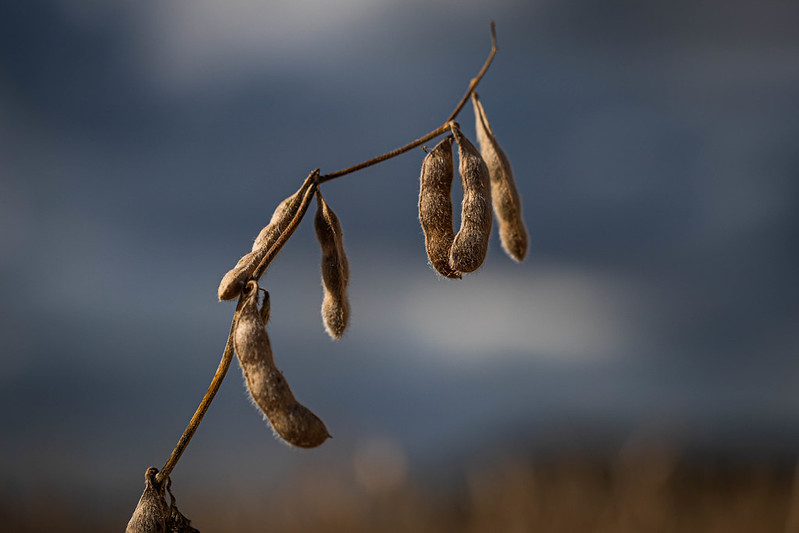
[155,295,247,485]
[446,20,497,123]
[318,20,498,184]
[155,21,500,484]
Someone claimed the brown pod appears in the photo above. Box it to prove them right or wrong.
[126,467,168,533]
[251,177,313,253]
[449,123,492,273]
[217,250,261,301]
[218,180,314,301]
[234,282,330,448]
[472,93,528,261]
[314,190,350,339]
[418,136,462,279]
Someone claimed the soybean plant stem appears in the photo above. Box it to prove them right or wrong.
[318,20,497,184]
[155,21,498,484]
[155,295,247,485]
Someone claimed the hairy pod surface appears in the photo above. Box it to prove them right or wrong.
[234,283,330,448]
[450,124,493,273]
[419,136,461,279]
[217,250,261,301]
[314,191,350,339]
[472,93,528,262]
[126,467,168,533]
[251,178,312,253]
[218,180,314,301]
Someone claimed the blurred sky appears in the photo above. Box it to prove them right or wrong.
[1,0,798,521]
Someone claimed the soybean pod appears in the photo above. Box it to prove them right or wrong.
[233,282,330,448]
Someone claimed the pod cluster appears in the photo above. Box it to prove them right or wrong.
[214,94,523,451]
[419,96,527,277]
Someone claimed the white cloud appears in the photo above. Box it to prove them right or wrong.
[403,267,635,363]
[133,0,390,88]
[345,260,641,366]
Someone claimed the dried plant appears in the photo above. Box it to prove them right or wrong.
[314,190,351,339]
[449,122,493,273]
[472,92,528,262]
[235,281,331,448]
[419,136,461,279]
[127,21,527,531]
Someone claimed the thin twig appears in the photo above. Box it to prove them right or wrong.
[446,20,497,123]
[318,20,498,184]
[154,21,500,483]
[318,124,452,184]
[155,294,247,485]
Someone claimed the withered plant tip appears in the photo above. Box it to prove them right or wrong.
[132,21,528,528]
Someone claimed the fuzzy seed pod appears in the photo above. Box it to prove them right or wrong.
[126,467,168,533]
[251,179,311,253]
[418,136,462,279]
[314,191,350,339]
[472,93,528,261]
[234,282,330,448]
[218,180,314,301]
[217,250,261,301]
[449,124,492,273]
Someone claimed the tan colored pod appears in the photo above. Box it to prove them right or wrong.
[126,467,168,533]
[217,249,261,301]
[234,282,330,448]
[418,136,462,279]
[251,177,313,253]
[314,190,350,339]
[472,93,528,262]
[218,179,314,301]
[449,124,493,273]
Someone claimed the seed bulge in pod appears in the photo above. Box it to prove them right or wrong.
[251,177,312,253]
[418,136,461,279]
[234,282,330,448]
[449,124,492,273]
[217,250,260,301]
[472,92,528,262]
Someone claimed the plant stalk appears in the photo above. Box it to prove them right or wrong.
[155,21,499,484]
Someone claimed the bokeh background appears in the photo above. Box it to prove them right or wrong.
[2,1,798,531]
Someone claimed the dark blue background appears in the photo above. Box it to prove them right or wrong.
[1,0,797,523]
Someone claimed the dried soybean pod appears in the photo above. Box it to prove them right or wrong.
[449,122,492,273]
[251,177,313,253]
[218,178,316,301]
[314,190,350,339]
[419,136,462,279]
[472,92,528,261]
[217,250,261,301]
[234,281,330,448]
[126,467,168,533]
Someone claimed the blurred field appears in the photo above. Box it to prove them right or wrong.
[4,446,799,533]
